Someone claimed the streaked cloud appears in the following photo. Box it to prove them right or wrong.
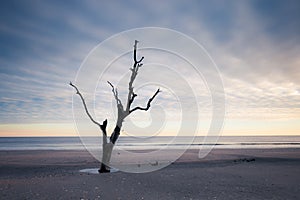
[0,0,299,136]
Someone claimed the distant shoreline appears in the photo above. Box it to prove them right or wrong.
[1,136,300,151]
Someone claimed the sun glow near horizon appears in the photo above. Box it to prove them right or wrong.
[1,118,299,137]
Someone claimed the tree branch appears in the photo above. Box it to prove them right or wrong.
[129,88,161,113]
[134,40,144,64]
[125,40,145,113]
[107,81,124,111]
[69,82,108,141]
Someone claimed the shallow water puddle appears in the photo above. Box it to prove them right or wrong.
[79,168,119,174]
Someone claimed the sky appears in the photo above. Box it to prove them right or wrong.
[0,0,299,137]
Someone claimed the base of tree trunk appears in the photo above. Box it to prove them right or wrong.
[98,163,110,173]
[98,168,110,173]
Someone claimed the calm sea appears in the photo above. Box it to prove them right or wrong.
[0,136,300,150]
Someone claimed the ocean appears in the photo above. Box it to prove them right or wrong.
[0,136,300,150]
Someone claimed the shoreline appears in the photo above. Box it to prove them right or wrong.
[1,148,300,199]
[2,136,300,151]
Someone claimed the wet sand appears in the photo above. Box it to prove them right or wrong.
[1,148,300,199]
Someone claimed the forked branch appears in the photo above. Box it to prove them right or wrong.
[123,40,161,115]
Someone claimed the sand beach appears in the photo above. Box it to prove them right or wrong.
[1,148,300,199]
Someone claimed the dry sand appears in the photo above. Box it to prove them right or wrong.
[1,148,300,199]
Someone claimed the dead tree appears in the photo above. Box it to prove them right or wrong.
[70,40,160,173]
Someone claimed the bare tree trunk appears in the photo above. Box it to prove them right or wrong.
[70,40,160,174]
[98,124,122,173]
[99,143,113,173]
